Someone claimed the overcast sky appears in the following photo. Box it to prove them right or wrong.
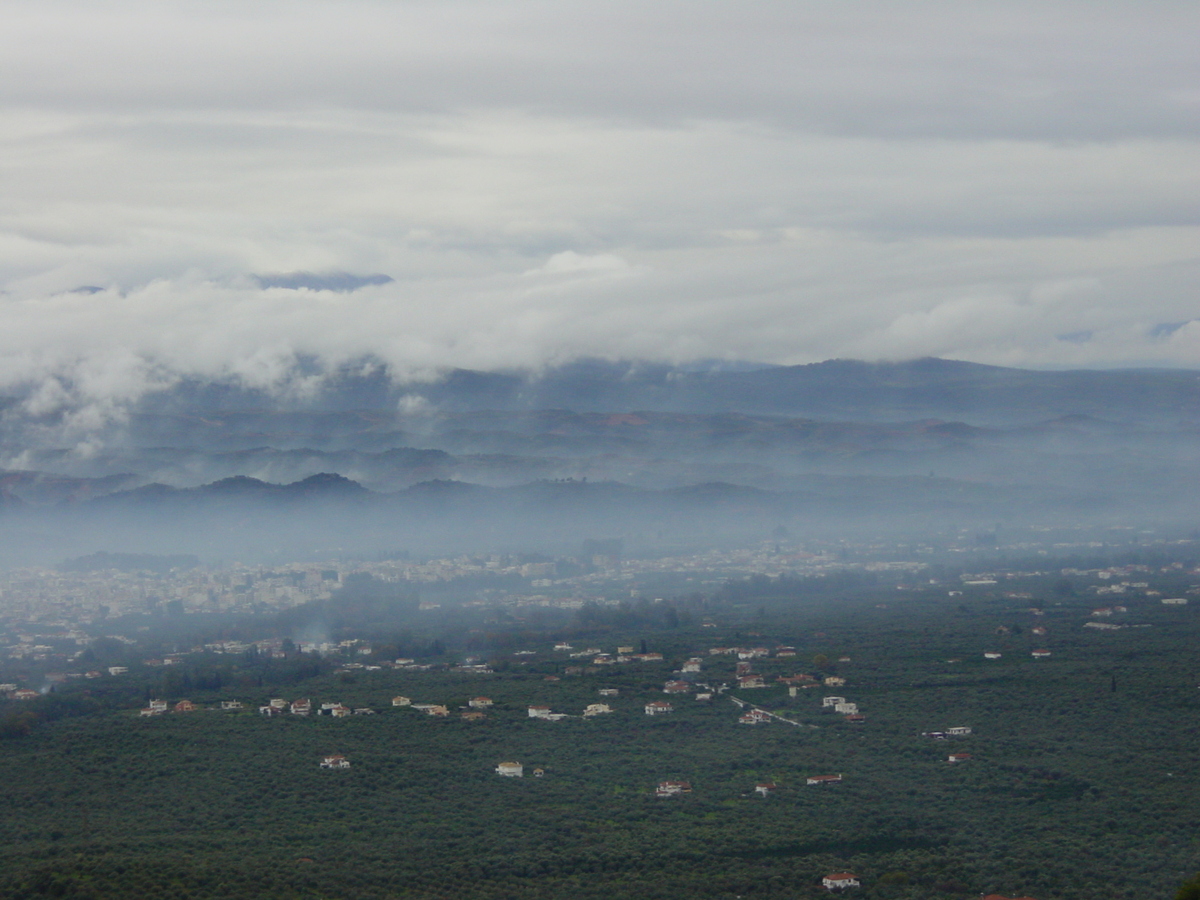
[1,0,1198,414]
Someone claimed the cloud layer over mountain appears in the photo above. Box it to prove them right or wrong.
[1,1,1197,420]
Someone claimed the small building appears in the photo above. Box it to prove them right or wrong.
[290,699,312,716]
[822,873,860,890]
[320,755,350,769]
[845,714,866,723]
[664,680,691,694]
[329,704,352,718]
[681,659,702,673]
[583,703,613,717]
[532,768,545,777]
[655,780,691,797]
[353,707,375,716]
[173,700,196,712]
[823,676,846,687]
[822,696,846,708]
[1032,649,1052,658]
[269,698,288,709]
[392,696,412,707]
[148,699,168,711]
[948,753,972,763]
[107,667,128,676]
[834,701,858,715]
[645,701,673,716]
[754,782,776,796]
[598,688,619,696]
[496,761,523,777]
[695,692,713,701]
[739,709,771,725]
[983,652,1002,659]
[528,705,554,719]
[948,726,971,735]
[220,700,243,710]
[258,705,282,716]
[1162,597,1188,605]
[461,711,486,721]
[737,675,766,689]
[469,697,493,709]
[807,774,842,786]
[424,705,450,717]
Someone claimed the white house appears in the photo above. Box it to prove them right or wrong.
[598,688,619,697]
[528,705,554,719]
[807,774,842,785]
[1032,649,1051,658]
[1163,597,1188,605]
[148,699,168,711]
[983,652,1002,659]
[754,782,776,796]
[822,873,860,890]
[645,701,674,716]
[392,696,412,707]
[834,701,858,715]
[822,696,846,708]
[583,703,613,717]
[469,697,493,709]
[320,755,350,769]
[948,726,971,735]
[496,762,523,777]
[655,780,691,797]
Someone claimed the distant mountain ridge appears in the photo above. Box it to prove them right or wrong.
[118,356,1200,427]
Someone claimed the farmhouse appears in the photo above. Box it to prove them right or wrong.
[834,701,858,715]
[754,782,776,796]
[583,703,613,717]
[655,780,691,797]
[948,753,972,763]
[173,700,196,712]
[320,755,350,769]
[220,701,243,710]
[528,705,554,719]
[290,699,312,716]
[822,696,846,708]
[392,696,412,707]
[496,762,524,777]
[468,697,493,709]
[645,701,674,716]
[663,680,691,694]
[822,873,860,890]
[739,709,771,725]
[807,774,842,785]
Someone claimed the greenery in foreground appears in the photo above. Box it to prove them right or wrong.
[2,581,1200,898]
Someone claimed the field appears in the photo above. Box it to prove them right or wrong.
[2,591,1199,899]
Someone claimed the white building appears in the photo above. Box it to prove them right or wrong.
[496,762,523,777]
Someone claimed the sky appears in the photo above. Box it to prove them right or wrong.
[1,0,1198,416]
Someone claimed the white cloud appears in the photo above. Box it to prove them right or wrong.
[0,0,1196,422]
